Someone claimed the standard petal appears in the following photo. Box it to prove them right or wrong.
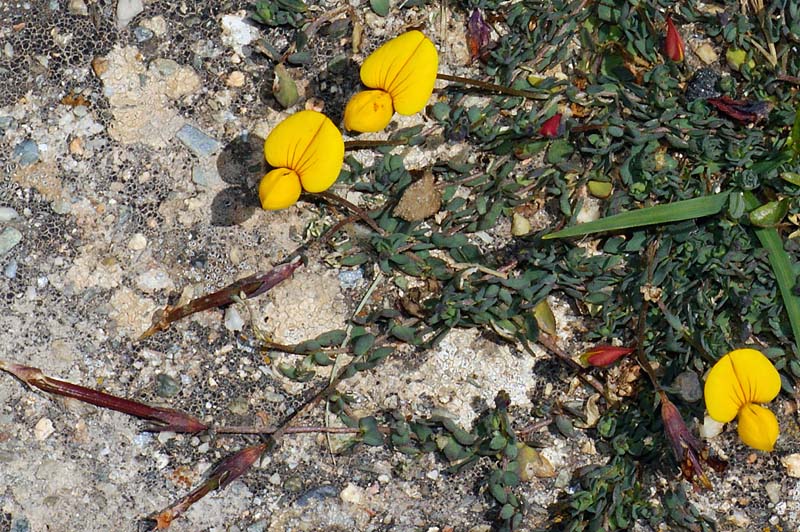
[263,110,344,193]
[343,90,394,133]
[258,168,302,210]
[737,403,779,451]
[360,30,438,116]
[704,348,780,422]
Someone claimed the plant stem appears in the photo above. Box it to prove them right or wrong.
[312,190,386,236]
[436,73,543,100]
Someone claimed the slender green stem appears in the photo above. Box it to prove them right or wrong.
[436,73,544,100]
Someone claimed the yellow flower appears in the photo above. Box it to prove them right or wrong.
[704,348,780,451]
[344,30,438,133]
[259,110,344,210]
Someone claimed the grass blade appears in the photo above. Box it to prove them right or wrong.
[543,192,730,239]
[744,192,800,352]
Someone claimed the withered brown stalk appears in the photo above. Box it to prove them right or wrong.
[139,256,304,340]
[0,361,207,433]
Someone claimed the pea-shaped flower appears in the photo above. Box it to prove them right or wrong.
[259,110,344,210]
[704,348,780,451]
[344,30,438,133]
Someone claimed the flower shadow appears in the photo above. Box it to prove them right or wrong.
[210,133,266,226]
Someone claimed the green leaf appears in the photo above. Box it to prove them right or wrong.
[273,64,299,108]
[744,192,800,352]
[546,139,574,163]
[543,192,729,239]
[369,0,390,16]
[749,198,790,227]
[499,503,515,520]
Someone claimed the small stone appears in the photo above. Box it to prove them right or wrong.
[228,396,249,416]
[0,116,14,130]
[10,517,30,532]
[13,139,40,166]
[246,521,267,532]
[699,415,724,439]
[136,268,174,292]
[140,16,168,36]
[268,472,281,485]
[155,373,180,398]
[3,42,13,59]
[133,26,154,42]
[781,453,800,478]
[128,232,147,250]
[0,207,19,221]
[34,418,55,441]
[226,70,245,88]
[338,269,363,289]
[727,511,750,528]
[152,58,180,77]
[68,0,88,15]
[283,475,304,493]
[191,164,220,187]
[694,43,718,64]
[765,481,781,504]
[176,124,221,158]
[339,483,363,505]
[685,68,721,101]
[68,136,84,156]
[4,259,18,279]
[0,227,23,256]
[393,170,441,221]
[673,370,702,402]
[116,0,144,29]
[224,306,245,332]
[511,212,531,236]
[91,56,108,77]
[52,198,72,214]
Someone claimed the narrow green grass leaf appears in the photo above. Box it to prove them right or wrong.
[745,192,800,352]
[543,192,730,239]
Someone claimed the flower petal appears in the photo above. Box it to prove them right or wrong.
[258,168,301,210]
[263,110,344,193]
[343,90,394,133]
[360,30,438,116]
[737,403,779,451]
[704,348,780,423]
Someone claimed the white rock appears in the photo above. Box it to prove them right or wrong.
[224,306,245,332]
[34,418,55,440]
[68,0,88,16]
[340,482,363,505]
[0,207,19,222]
[699,415,724,439]
[141,15,168,36]
[128,232,147,250]
[116,0,144,29]
[221,13,260,56]
[136,268,174,293]
[781,453,800,478]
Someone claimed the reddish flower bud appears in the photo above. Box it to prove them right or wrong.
[538,113,562,138]
[664,16,685,62]
[581,345,634,368]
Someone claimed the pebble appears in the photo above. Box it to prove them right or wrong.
[176,124,221,158]
[155,373,180,398]
[191,164,219,187]
[699,415,724,439]
[339,483,363,505]
[0,207,19,221]
[511,212,532,236]
[34,418,55,441]
[128,232,147,250]
[268,472,281,485]
[11,517,30,532]
[295,484,338,506]
[781,453,800,478]
[765,481,781,504]
[152,58,179,77]
[67,0,88,16]
[13,139,40,166]
[4,259,18,279]
[224,305,245,331]
[136,268,174,292]
[694,43,718,64]
[72,105,89,117]
[246,521,267,532]
[134,26,154,42]
[226,71,245,88]
[0,227,23,256]
[116,0,144,29]
[673,370,702,402]
[141,15,168,36]
[338,268,363,289]
[0,116,13,130]
[52,198,72,214]
[68,137,84,156]
[4,43,14,58]
[228,396,249,416]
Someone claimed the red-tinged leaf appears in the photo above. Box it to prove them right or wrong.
[660,392,722,490]
[707,96,773,124]
[539,113,563,138]
[580,345,634,367]
[466,9,491,62]
[664,16,685,62]
[0,360,207,433]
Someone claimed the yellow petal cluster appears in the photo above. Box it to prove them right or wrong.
[344,30,438,133]
[704,348,780,451]
[259,110,344,210]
